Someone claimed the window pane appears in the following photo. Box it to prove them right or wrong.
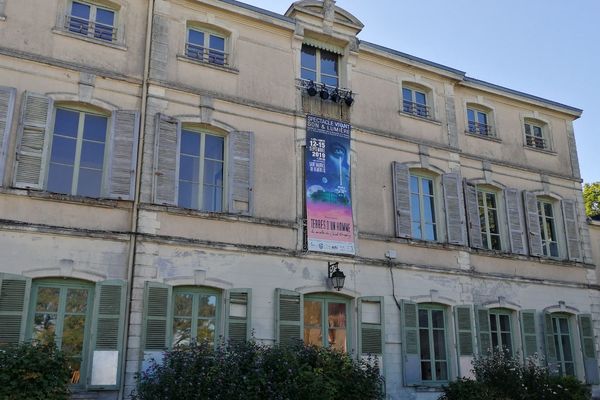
[77,168,102,197]
[320,50,338,77]
[54,109,80,138]
[301,46,316,70]
[181,131,201,156]
[188,29,204,46]
[525,124,531,135]
[558,318,569,334]
[179,155,200,182]
[209,35,224,51]
[433,330,446,360]
[499,315,510,331]
[490,315,497,331]
[491,331,499,349]
[423,197,434,223]
[174,294,193,317]
[304,300,322,347]
[70,2,90,35]
[418,309,429,328]
[173,318,191,346]
[477,112,487,125]
[327,303,346,328]
[47,163,74,194]
[82,114,107,142]
[486,192,496,208]
[533,126,543,138]
[491,235,501,251]
[561,335,573,361]
[33,313,57,343]
[328,328,346,352]
[410,194,421,222]
[203,160,223,186]
[96,8,114,26]
[62,315,86,356]
[197,319,215,343]
[410,176,419,193]
[412,222,422,239]
[501,332,512,353]
[71,2,90,18]
[488,209,499,233]
[79,141,105,169]
[321,75,338,87]
[202,185,223,212]
[50,136,77,165]
[94,9,114,40]
[403,88,412,102]
[421,361,432,381]
[415,91,426,105]
[435,361,448,381]
[36,287,60,312]
[204,135,224,160]
[421,178,433,196]
[178,181,198,209]
[419,329,430,359]
[467,109,475,122]
[301,69,317,81]
[544,203,553,217]
[66,289,88,313]
[198,295,216,318]
[424,224,436,241]
[431,310,444,329]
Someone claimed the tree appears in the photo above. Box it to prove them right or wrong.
[583,182,600,220]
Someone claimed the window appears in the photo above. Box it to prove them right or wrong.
[301,45,339,87]
[477,189,501,250]
[186,27,227,66]
[550,315,575,376]
[410,174,437,241]
[47,107,109,197]
[538,200,559,257]
[303,295,349,352]
[402,86,430,118]
[172,288,220,348]
[418,305,448,382]
[489,309,513,355]
[524,120,548,149]
[29,281,93,385]
[467,107,493,136]
[178,128,225,212]
[67,1,116,42]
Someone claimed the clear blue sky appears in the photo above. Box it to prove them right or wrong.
[245,0,600,184]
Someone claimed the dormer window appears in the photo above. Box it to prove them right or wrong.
[301,44,338,87]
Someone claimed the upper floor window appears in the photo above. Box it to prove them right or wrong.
[538,199,559,257]
[417,304,448,382]
[172,288,220,348]
[466,106,494,137]
[301,45,338,87]
[178,128,225,212]
[410,173,437,241]
[478,188,501,250]
[186,27,227,66]
[304,295,349,352]
[67,1,116,42]
[489,309,513,355]
[524,119,549,150]
[402,86,430,119]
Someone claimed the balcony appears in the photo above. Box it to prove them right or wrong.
[65,14,116,42]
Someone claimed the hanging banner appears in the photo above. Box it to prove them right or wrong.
[305,115,355,255]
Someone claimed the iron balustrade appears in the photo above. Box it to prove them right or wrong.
[185,43,228,66]
[526,135,547,149]
[402,100,431,119]
[65,14,116,42]
[297,79,353,103]
[467,121,495,137]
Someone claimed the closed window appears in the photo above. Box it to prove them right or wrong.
[47,107,109,197]
[410,174,437,241]
[172,288,220,348]
[418,305,448,382]
[186,27,227,66]
[524,120,549,150]
[67,1,116,42]
[178,128,225,212]
[402,86,430,118]
[489,309,513,355]
[467,107,493,137]
[304,295,349,352]
[550,315,575,376]
[478,189,501,250]
[538,200,559,257]
[301,45,339,87]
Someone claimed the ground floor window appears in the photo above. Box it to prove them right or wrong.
[551,315,575,376]
[172,288,220,347]
[489,309,513,355]
[418,304,448,382]
[303,295,349,352]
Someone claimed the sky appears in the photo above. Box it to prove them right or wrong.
[243,0,600,184]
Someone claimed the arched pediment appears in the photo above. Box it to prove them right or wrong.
[285,1,364,32]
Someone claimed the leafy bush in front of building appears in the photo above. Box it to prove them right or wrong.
[441,349,590,400]
[0,341,71,400]
[132,340,384,400]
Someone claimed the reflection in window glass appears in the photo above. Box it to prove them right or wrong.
[489,310,513,355]
[172,290,219,348]
[537,200,559,257]
[477,189,501,250]
[301,45,338,87]
[186,28,226,65]
[418,306,448,382]
[68,1,115,42]
[303,297,348,352]
[551,315,575,377]
[410,175,437,241]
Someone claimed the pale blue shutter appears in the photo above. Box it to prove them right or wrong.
[504,188,527,255]
[392,162,411,238]
[153,114,179,205]
[401,300,420,385]
[578,314,599,384]
[520,310,539,359]
[108,110,140,200]
[228,131,254,215]
[543,312,558,374]
[0,87,16,185]
[0,273,31,345]
[442,172,466,245]
[275,289,302,346]
[562,199,582,262]
[476,307,492,355]
[464,182,483,248]
[523,191,543,256]
[455,305,475,378]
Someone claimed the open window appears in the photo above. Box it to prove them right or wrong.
[185,23,229,67]
[465,104,495,138]
[401,83,433,120]
[524,118,550,150]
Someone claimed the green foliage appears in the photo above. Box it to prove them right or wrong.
[583,182,600,219]
[0,341,71,400]
[133,340,384,400]
[441,349,590,400]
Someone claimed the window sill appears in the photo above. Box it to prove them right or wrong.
[51,28,127,51]
[398,110,442,126]
[523,145,557,156]
[413,384,446,391]
[2,187,131,209]
[464,131,501,143]
[176,55,239,74]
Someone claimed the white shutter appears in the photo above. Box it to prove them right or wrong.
[152,114,179,205]
[14,92,52,189]
[392,162,411,238]
[442,172,466,245]
[108,110,139,200]
[504,188,527,255]
[0,87,16,185]
[561,199,582,262]
[523,191,543,256]
[464,182,483,248]
[228,131,254,215]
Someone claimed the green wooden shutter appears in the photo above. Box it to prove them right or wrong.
[226,289,251,345]
[392,162,411,238]
[455,305,474,356]
[464,183,483,249]
[578,314,599,384]
[0,273,31,345]
[561,199,582,262]
[275,289,302,346]
[523,191,543,256]
[143,282,171,351]
[228,131,254,215]
[14,91,52,189]
[476,307,492,355]
[442,172,466,245]
[358,297,384,355]
[0,86,16,185]
[520,310,539,359]
[543,312,558,374]
[153,114,179,205]
[89,280,126,388]
[108,110,140,200]
[401,300,420,385]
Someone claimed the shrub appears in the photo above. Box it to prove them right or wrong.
[0,341,71,400]
[133,340,384,400]
[441,349,591,400]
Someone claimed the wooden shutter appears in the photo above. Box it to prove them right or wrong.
[14,92,52,189]
[464,182,483,248]
[562,199,582,262]
[578,314,599,384]
[455,306,474,356]
[89,280,127,388]
[476,307,492,355]
[0,273,31,345]
[358,297,384,356]
[520,310,539,359]
[228,131,254,215]
[275,289,302,346]
[543,312,558,374]
[0,87,16,185]
[392,162,411,238]
[142,282,171,351]
[226,289,251,345]
[108,110,139,200]
[442,172,466,245]
[153,114,178,205]
[523,191,543,256]
[504,188,527,255]
[401,300,420,385]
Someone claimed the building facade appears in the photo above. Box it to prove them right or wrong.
[0,0,598,399]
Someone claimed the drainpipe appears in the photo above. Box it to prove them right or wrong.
[118,0,154,398]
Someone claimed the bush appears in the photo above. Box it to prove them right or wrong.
[0,341,71,400]
[133,340,384,400]
[441,349,591,400]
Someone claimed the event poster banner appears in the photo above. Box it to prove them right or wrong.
[305,115,355,255]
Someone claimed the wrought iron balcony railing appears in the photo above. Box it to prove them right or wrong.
[402,100,431,119]
[467,121,495,137]
[185,43,228,67]
[526,135,548,149]
[65,14,116,42]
